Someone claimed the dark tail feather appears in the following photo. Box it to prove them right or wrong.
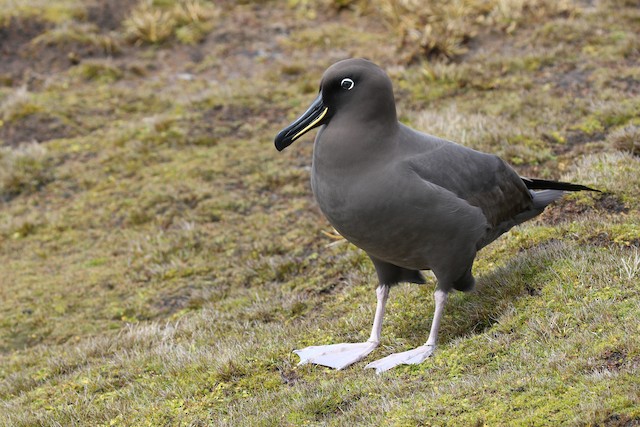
[521,177,600,192]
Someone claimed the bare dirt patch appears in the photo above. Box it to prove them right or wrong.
[0,17,120,86]
[603,414,640,427]
[0,112,77,146]
[0,18,50,84]
[540,193,628,225]
[86,0,133,31]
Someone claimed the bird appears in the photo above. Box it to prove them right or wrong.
[274,58,598,373]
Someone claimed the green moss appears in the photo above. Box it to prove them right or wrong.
[0,0,85,23]
[2,100,43,122]
[175,22,210,44]
[1,0,639,425]
[574,116,604,135]
[596,99,640,128]
[70,61,123,83]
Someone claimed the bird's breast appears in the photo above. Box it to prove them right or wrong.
[311,162,430,267]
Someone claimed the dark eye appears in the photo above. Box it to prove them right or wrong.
[340,78,354,90]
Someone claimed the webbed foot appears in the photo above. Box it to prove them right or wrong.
[294,341,378,370]
[364,344,435,374]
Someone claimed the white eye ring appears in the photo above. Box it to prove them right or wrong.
[340,78,354,90]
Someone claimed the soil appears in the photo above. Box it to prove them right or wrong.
[0,112,77,146]
[540,192,628,225]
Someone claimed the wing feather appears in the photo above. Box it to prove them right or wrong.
[405,137,533,229]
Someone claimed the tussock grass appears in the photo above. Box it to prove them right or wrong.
[376,0,577,61]
[0,143,52,201]
[608,124,640,156]
[124,0,219,45]
[124,1,175,44]
[31,21,121,54]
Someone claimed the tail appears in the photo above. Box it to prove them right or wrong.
[521,177,600,192]
[478,177,600,250]
[521,177,600,210]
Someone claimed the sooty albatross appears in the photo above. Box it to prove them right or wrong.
[274,58,598,373]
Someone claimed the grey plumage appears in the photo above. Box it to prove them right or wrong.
[275,58,598,373]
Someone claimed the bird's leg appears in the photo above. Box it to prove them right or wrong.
[293,284,389,370]
[365,288,448,374]
[367,283,389,344]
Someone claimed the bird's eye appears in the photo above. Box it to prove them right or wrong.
[340,78,354,91]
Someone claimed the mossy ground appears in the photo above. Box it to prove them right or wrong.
[1,0,639,425]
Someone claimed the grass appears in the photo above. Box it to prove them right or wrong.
[0,142,52,201]
[376,0,577,61]
[123,0,219,45]
[0,0,639,425]
[0,0,85,24]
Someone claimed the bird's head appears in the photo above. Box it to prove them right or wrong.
[274,58,397,151]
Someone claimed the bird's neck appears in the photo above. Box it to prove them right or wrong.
[312,118,400,174]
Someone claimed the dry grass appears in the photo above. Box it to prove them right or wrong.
[620,247,640,280]
[565,152,640,207]
[124,1,177,44]
[31,21,121,54]
[608,124,640,155]
[123,0,219,45]
[376,0,577,60]
[408,103,551,165]
[0,143,52,201]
